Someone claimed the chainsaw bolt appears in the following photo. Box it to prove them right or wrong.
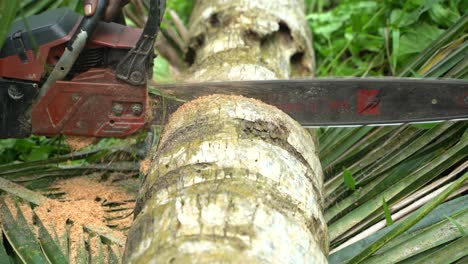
[130,71,144,84]
[131,103,143,116]
[7,85,23,100]
[112,103,124,116]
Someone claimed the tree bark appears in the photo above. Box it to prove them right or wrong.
[123,0,328,262]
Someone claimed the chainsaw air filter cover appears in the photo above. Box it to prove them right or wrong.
[0,8,79,59]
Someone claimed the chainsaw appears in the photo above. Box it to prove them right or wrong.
[0,0,467,139]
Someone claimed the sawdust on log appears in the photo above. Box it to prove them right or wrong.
[146,95,157,126]
[139,158,152,175]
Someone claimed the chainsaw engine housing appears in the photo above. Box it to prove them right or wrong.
[0,8,148,138]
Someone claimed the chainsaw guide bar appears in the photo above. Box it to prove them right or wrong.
[151,78,468,128]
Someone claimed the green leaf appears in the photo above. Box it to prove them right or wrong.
[382,198,394,226]
[35,216,69,264]
[325,126,420,200]
[0,139,17,150]
[0,200,49,264]
[0,1,19,49]
[83,224,125,247]
[390,0,441,27]
[75,235,88,264]
[361,209,468,263]
[0,177,49,206]
[422,41,467,77]
[25,147,52,162]
[414,236,468,264]
[328,134,467,241]
[67,0,81,11]
[88,234,105,264]
[164,0,193,24]
[411,122,441,129]
[23,0,54,17]
[445,215,466,236]
[57,224,69,257]
[343,168,356,191]
[399,23,444,57]
[0,148,100,173]
[107,245,120,264]
[323,126,399,172]
[328,195,468,264]
[390,9,419,27]
[398,12,468,76]
[13,139,36,155]
[391,28,400,72]
[0,226,13,264]
[363,122,456,182]
[321,127,375,168]
[429,3,460,27]
[153,56,174,83]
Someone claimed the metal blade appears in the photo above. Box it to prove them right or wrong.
[151,77,468,127]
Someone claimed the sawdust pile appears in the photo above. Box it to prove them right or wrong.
[2,175,136,263]
[65,136,98,150]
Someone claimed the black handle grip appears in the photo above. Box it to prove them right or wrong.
[38,0,110,98]
[115,0,166,85]
[67,0,109,50]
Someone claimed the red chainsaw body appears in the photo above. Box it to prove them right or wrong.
[31,69,146,137]
[0,10,147,137]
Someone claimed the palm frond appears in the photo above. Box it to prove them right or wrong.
[346,172,467,263]
[325,13,468,263]
[328,194,467,263]
[0,200,51,263]
[412,235,468,264]
[398,12,468,77]
[0,142,140,262]
[36,216,69,264]
[0,180,132,263]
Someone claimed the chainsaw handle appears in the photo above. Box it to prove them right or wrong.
[38,0,109,98]
[115,0,166,85]
[67,0,108,49]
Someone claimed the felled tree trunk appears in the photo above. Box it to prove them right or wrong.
[123,0,328,262]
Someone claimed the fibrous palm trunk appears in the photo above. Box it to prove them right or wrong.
[123,0,328,262]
